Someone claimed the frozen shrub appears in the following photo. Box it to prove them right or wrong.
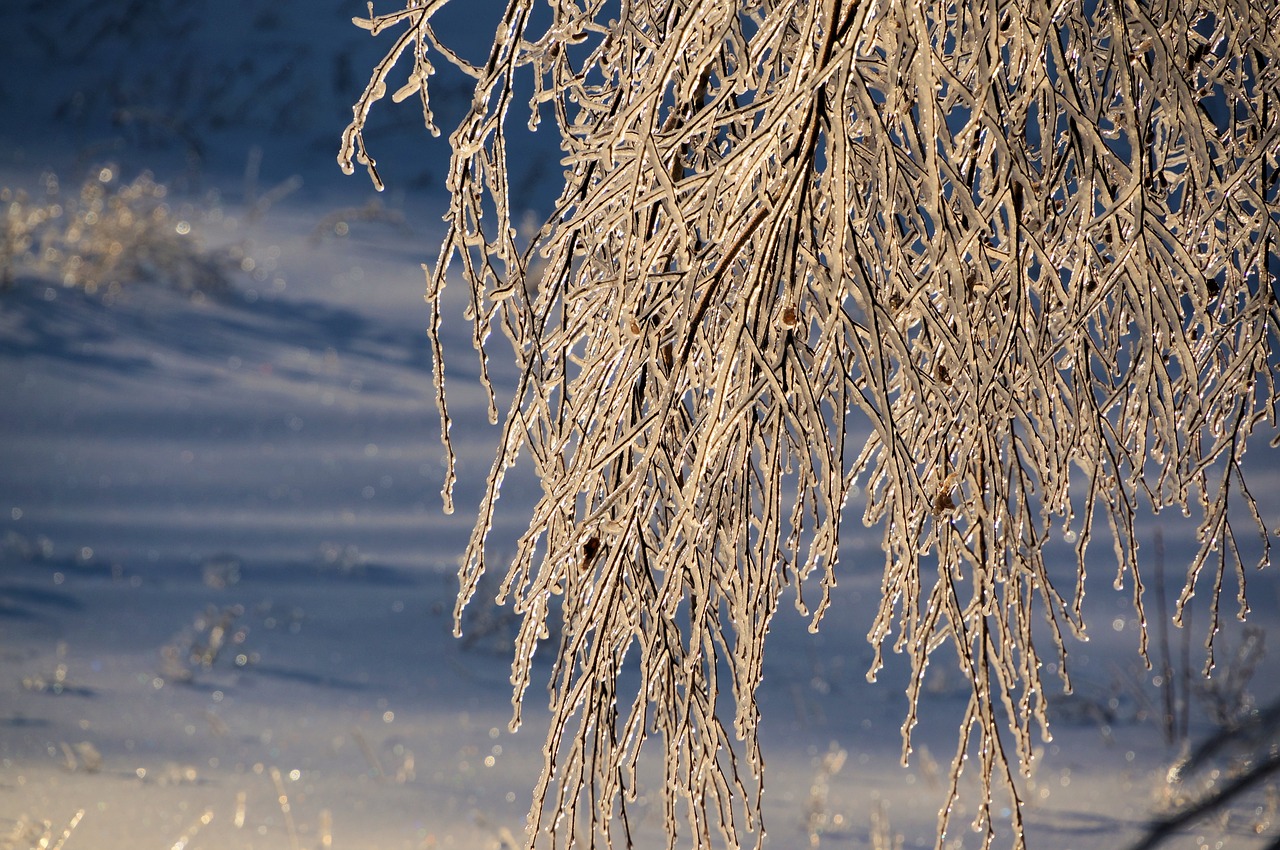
[343,1,1280,848]
[1,188,48,289]
[0,167,236,297]
[1136,691,1280,850]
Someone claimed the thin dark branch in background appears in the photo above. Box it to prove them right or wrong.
[1130,749,1280,850]
[1154,527,1180,747]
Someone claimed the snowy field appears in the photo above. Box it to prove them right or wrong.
[2,2,1279,848]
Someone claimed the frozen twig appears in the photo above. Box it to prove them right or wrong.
[343,1,1280,848]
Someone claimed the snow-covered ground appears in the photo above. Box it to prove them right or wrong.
[2,2,1279,848]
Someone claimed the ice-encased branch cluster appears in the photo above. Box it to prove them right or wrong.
[341,0,1280,847]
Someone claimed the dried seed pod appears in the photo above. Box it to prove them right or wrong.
[659,342,674,373]
[933,471,961,515]
[581,536,600,570]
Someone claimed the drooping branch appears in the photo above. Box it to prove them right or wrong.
[342,1,1280,847]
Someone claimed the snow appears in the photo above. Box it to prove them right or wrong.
[1,2,1278,848]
